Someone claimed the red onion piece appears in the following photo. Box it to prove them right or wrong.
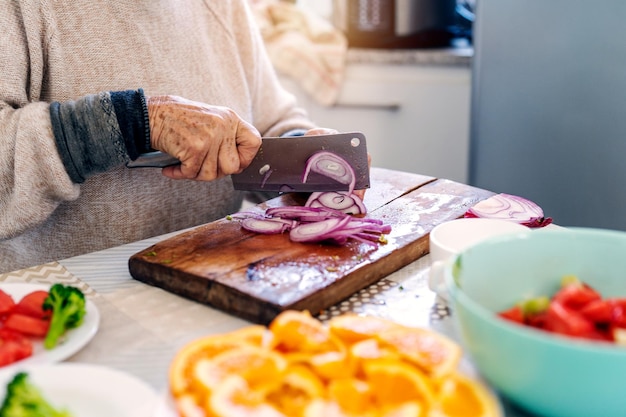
[232,150,389,246]
[301,151,356,193]
[241,218,293,234]
[233,205,391,246]
[305,191,366,215]
[289,216,352,243]
[465,193,553,228]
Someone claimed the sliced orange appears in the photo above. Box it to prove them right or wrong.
[380,401,424,417]
[303,399,351,417]
[264,364,325,416]
[169,325,267,397]
[174,393,206,417]
[349,338,400,377]
[269,310,340,354]
[327,377,375,415]
[375,326,461,379]
[309,346,355,380]
[363,359,435,408]
[328,313,404,345]
[429,372,501,417]
[208,374,287,417]
[191,345,288,397]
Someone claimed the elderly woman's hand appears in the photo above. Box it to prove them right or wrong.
[147,95,262,181]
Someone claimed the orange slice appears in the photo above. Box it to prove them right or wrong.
[169,325,268,397]
[328,313,404,345]
[269,310,340,354]
[363,359,435,408]
[174,394,206,417]
[349,338,400,377]
[430,372,501,417]
[309,345,355,380]
[191,345,288,397]
[264,364,325,416]
[303,399,352,417]
[209,374,287,417]
[327,377,375,415]
[375,326,462,379]
[380,402,424,417]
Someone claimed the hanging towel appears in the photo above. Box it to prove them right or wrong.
[250,0,347,106]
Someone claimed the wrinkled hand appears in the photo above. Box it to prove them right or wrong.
[147,95,262,181]
[303,128,371,201]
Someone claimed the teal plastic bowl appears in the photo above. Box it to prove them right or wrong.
[444,227,626,417]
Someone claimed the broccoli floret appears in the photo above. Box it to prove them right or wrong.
[0,372,73,417]
[42,284,86,350]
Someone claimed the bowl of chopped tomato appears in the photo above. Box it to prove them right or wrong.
[444,227,626,417]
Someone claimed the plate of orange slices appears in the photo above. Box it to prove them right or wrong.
[161,310,503,417]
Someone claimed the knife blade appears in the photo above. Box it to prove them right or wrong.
[231,132,370,192]
[126,132,370,192]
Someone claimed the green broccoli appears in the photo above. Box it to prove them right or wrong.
[42,284,86,350]
[0,372,73,417]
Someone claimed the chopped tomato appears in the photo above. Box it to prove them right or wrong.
[0,328,33,366]
[4,313,50,338]
[610,300,626,328]
[498,305,524,324]
[13,290,50,319]
[579,299,614,324]
[498,277,626,344]
[526,310,549,330]
[552,282,602,310]
[0,289,15,316]
[544,301,597,339]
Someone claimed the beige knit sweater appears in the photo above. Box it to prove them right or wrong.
[0,0,315,272]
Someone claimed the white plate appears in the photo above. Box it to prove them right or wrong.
[0,283,100,369]
[0,363,159,417]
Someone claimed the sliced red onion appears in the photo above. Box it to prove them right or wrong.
[289,216,352,243]
[266,206,343,220]
[233,150,389,246]
[465,193,553,228]
[301,151,356,193]
[305,191,366,215]
[241,217,294,234]
[233,205,391,246]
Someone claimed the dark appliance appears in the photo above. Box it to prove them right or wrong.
[332,0,472,49]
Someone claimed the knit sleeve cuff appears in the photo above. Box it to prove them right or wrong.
[49,92,129,183]
[109,88,152,157]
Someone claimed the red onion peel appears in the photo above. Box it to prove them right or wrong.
[465,193,553,228]
[301,151,367,216]
[301,151,356,193]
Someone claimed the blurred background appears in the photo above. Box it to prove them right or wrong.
[252,0,626,231]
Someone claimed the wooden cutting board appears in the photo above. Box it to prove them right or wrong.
[129,168,494,324]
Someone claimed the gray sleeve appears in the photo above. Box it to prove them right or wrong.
[49,91,131,183]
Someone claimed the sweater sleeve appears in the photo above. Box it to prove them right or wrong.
[49,89,151,183]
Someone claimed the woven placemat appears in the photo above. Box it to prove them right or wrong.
[0,262,96,298]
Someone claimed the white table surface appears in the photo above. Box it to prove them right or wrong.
[0,226,535,416]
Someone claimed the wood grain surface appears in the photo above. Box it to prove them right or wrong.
[128,168,494,324]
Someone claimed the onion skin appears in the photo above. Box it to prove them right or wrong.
[465,193,553,228]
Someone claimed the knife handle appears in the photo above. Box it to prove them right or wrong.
[126,151,180,168]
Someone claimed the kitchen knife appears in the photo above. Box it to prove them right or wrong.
[127,132,370,193]
[231,132,369,192]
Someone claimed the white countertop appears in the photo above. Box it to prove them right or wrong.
[0,216,534,417]
[347,44,472,67]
